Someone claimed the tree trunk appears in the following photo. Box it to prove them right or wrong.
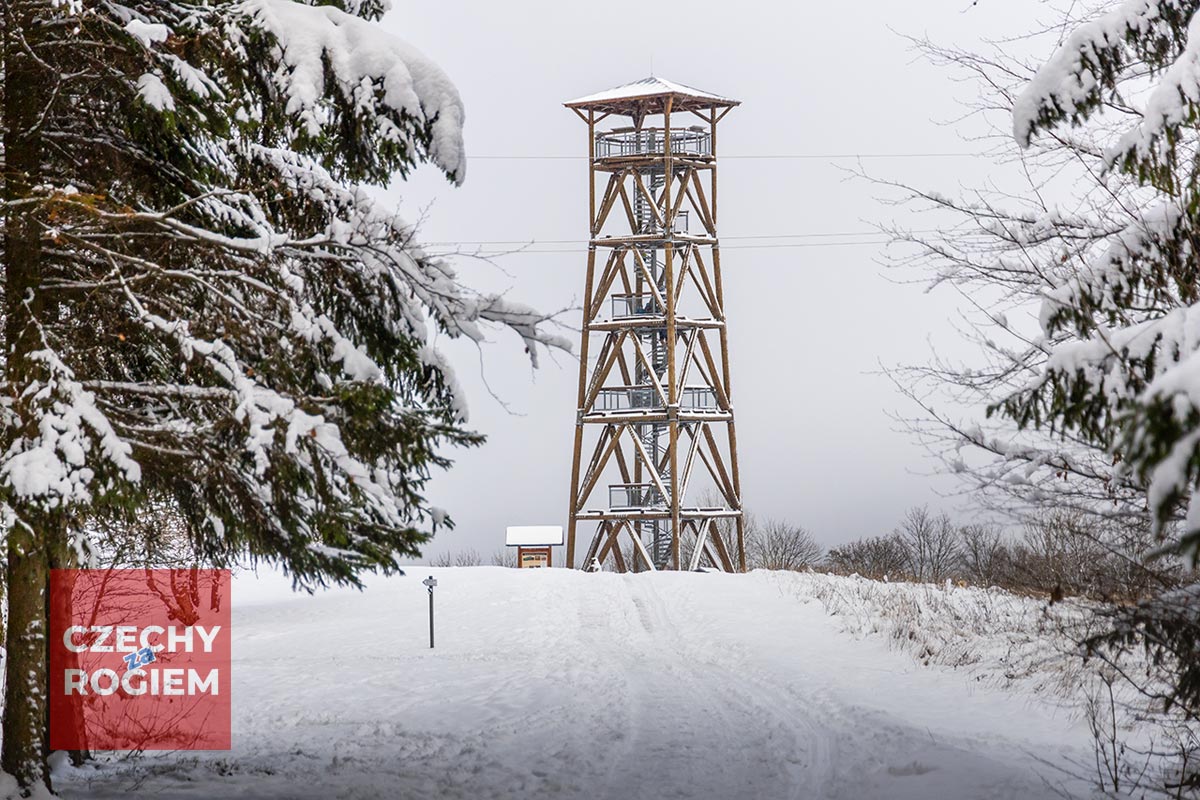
[2,0,54,791]
[48,540,88,767]
[2,521,51,792]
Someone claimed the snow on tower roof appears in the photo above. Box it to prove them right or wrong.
[565,76,739,116]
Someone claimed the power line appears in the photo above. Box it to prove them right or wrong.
[463,240,899,255]
[466,152,979,161]
[425,230,899,246]
[427,230,940,245]
[425,229,987,248]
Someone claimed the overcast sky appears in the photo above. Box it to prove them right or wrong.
[376,0,1057,562]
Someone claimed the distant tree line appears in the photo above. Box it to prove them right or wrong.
[428,548,517,568]
[432,504,1177,606]
[826,506,1177,602]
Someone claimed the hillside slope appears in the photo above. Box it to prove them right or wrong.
[59,568,1095,799]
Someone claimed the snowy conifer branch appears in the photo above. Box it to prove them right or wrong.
[0,0,565,583]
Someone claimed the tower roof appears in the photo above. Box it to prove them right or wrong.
[565,77,739,116]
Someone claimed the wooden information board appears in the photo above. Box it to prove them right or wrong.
[517,547,551,569]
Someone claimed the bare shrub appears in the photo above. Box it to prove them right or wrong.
[430,548,483,567]
[491,549,518,568]
[827,533,909,580]
[897,506,961,583]
[746,519,822,571]
[1012,510,1105,597]
[959,524,1007,587]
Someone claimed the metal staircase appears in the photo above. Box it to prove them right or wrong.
[634,170,672,568]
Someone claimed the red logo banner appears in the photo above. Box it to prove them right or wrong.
[49,569,231,751]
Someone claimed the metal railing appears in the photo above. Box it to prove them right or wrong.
[666,210,690,235]
[609,483,667,509]
[680,387,719,410]
[595,127,712,159]
[596,386,660,412]
[593,386,719,413]
[611,293,662,318]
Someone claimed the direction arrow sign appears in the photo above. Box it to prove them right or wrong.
[423,576,437,649]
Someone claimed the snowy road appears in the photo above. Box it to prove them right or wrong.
[60,568,1095,799]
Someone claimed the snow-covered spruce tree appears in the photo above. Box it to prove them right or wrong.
[1009,1,1200,550]
[0,0,563,791]
[1011,0,1200,552]
[880,9,1200,791]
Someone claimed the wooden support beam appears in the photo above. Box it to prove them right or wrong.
[614,341,635,388]
[589,249,627,322]
[613,439,633,484]
[610,521,629,573]
[583,520,606,567]
[568,119,601,570]
[690,248,722,319]
[670,168,691,224]
[696,331,731,410]
[578,426,613,500]
[688,170,716,236]
[696,445,737,511]
[688,520,710,572]
[629,427,672,503]
[617,179,640,232]
[701,424,739,507]
[677,422,704,506]
[583,330,626,413]
[632,171,666,230]
[727,418,746,571]
[576,424,627,511]
[709,518,736,572]
[596,520,615,563]
[628,333,670,408]
[671,242,690,303]
[592,172,621,236]
[566,422,585,569]
[627,526,658,572]
[677,328,699,391]
[630,249,668,312]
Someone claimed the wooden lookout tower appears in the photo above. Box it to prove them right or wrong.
[564,77,746,573]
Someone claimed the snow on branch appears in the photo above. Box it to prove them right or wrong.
[238,0,466,182]
[1038,201,1188,336]
[1014,0,1199,149]
[1,350,141,509]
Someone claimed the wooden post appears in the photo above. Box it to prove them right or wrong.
[710,106,718,227]
[709,110,745,571]
[566,112,599,570]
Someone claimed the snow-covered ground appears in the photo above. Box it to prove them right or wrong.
[57,568,1097,799]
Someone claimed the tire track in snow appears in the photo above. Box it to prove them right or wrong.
[624,575,833,799]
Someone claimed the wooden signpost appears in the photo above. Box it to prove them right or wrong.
[422,575,437,648]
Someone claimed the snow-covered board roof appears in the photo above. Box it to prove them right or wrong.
[565,76,739,115]
[505,525,565,547]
